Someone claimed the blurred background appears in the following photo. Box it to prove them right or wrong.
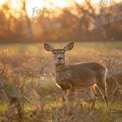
[0,0,122,43]
[0,1,122,121]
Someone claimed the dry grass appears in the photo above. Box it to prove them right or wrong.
[0,42,121,122]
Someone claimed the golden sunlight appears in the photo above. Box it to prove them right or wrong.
[10,0,21,9]
[0,0,7,5]
[0,0,121,17]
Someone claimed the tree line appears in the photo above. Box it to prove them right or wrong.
[0,0,121,43]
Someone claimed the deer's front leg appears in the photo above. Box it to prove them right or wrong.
[62,90,71,103]
[62,89,72,113]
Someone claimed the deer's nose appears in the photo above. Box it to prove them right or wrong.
[57,55,63,60]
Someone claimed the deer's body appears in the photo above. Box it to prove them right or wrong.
[44,42,108,107]
[56,62,107,90]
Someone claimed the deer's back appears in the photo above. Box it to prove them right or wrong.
[56,62,107,89]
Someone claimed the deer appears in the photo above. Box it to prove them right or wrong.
[44,42,108,108]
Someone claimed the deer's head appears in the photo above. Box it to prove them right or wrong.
[44,42,74,65]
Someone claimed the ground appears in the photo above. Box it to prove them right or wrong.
[0,41,122,122]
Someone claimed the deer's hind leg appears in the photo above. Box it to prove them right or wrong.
[96,68,108,107]
[96,79,108,107]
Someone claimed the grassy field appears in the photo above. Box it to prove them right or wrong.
[0,41,122,122]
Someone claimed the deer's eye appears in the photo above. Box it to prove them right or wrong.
[62,51,65,54]
[53,52,56,54]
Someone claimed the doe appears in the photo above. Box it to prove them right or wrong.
[44,42,108,107]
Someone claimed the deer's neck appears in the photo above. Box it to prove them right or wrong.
[55,64,65,72]
[55,64,71,82]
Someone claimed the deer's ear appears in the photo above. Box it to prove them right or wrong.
[63,42,74,51]
[44,43,54,51]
